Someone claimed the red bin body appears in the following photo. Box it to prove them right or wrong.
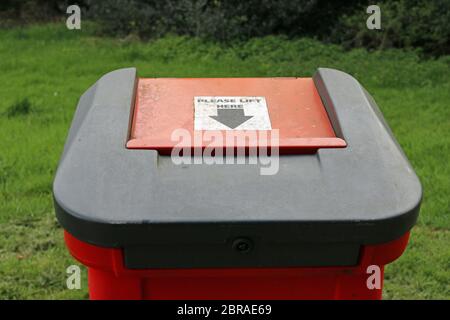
[65,231,410,300]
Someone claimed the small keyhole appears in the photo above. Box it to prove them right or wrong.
[232,238,253,254]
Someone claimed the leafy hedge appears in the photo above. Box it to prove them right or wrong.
[0,0,449,56]
[86,0,365,40]
[332,0,450,56]
[86,0,450,56]
[0,1,80,23]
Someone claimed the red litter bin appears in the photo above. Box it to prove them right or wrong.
[53,68,422,300]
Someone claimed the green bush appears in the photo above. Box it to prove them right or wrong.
[86,0,449,56]
[1,0,449,56]
[332,0,450,56]
[86,0,365,40]
[0,0,88,26]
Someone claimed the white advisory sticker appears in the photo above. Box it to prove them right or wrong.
[194,96,272,130]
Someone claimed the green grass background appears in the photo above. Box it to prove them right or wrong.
[0,24,448,299]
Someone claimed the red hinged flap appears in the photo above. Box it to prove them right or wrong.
[127,77,346,154]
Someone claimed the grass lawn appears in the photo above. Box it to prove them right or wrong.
[0,24,448,299]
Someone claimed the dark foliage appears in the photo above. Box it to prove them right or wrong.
[0,0,448,56]
[86,0,366,40]
[332,0,450,56]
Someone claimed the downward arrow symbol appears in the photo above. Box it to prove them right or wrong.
[210,109,253,129]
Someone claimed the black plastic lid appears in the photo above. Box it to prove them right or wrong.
[53,68,422,268]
